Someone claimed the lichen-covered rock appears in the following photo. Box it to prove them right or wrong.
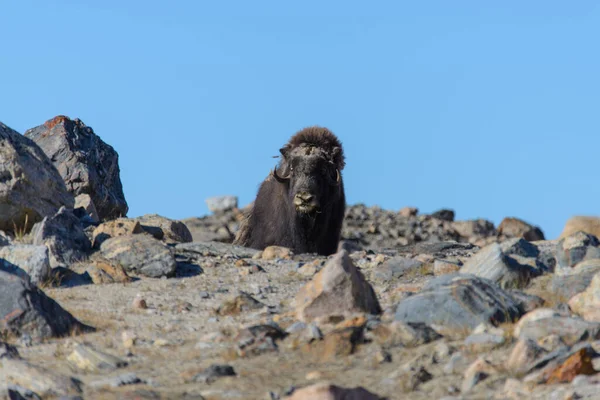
[295,250,381,322]
[92,218,143,248]
[568,272,600,322]
[0,244,50,286]
[24,115,128,221]
[31,207,91,268]
[0,122,74,232]
[560,216,600,239]
[74,193,99,223]
[99,234,176,278]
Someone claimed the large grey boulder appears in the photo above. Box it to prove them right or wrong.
[24,116,128,221]
[0,269,94,341]
[31,207,91,268]
[394,274,525,338]
[0,122,74,232]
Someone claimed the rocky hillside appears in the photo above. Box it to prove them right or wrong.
[2,116,600,400]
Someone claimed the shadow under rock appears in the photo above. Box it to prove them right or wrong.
[175,262,204,278]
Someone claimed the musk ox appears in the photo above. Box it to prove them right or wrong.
[234,126,346,256]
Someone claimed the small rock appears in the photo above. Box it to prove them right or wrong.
[443,352,469,374]
[371,321,442,348]
[216,292,265,316]
[431,209,455,222]
[498,217,545,241]
[90,372,144,389]
[262,246,293,260]
[461,357,498,393]
[559,216,600,239]
[206,196,238,213]
[234,324,287,358]
[555,231,600,271]
[433,259,461,276]
[132,295,148,310]
[83,258,132,284]
[66,343,127,372]
[295,250,381,322]
[372,257,425,282]
[546,347,597,384]
[515,314,600,346]
[92,219,143,248]
[0,358,82,397]
[133,214,193,244]
[0,341,20,359]
[31,207,91,268]
[189,364,236,384]
[399,207,418,217]
[568,272,600,321]
[398,366,433,392]
[0,245,51,286]
[74,193,99,223]
[460,241,537,289]
[99,234,176,278]
[506,338,547,376]
[464,332,505,352]
[122,331,137,348]
[284,382,383,400]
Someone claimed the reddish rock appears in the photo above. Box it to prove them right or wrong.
[546,347,597,384]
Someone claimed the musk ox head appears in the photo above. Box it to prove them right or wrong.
[271,127,345,215]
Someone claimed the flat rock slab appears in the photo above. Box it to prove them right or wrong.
[175,241,260,260]
[0,358,82,398]
[394,274,524,338]
[516,315,600,346]
[100,234,176,278]
[0,270,94,341]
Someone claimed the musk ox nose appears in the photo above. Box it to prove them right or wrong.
[294,192,318,212]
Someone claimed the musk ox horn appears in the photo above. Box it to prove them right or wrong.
[272,166,290,183]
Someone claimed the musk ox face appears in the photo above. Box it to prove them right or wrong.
[272,143,342,215]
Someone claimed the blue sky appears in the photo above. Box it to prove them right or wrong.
[2,1,599,239]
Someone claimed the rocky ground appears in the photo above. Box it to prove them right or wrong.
[3,117,600,400]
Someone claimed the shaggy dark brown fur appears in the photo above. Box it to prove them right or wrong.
[234,126,346,256]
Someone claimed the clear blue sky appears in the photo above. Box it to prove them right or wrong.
[2,1,599,239]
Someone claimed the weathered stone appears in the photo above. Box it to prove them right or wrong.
[523,343,599,385]
[31,207,90,268]
[74,193,99,223]
[568,272,600,321]
[546,347,597,384]
[508,290,545,313]
[133,214,193,244]
[461,358,498,393]
[550,258,600,300]
[513,308,561,338]
[433,259,461,276]
[460,242,537,289]
[452,219,496,241]
[0,245,50,286]
[371,257,424,282]
[0,269,93,341]
[0,122,74,232]
[262,246,293,260]
[100,234,176,278]
[81,259,132,284]
[306,327,364,362]
[555,231,600,271]
[431,209,455,222]
[498,217,545,241]
[506,338,547,376]
[560,216,600,239]
[67,343,127,372]
[284,382,383,400]
[89,372,144,389]
[188,364,236,384]
[0,359,82,397]
[216,292,264,316]
[24,116,128,220]
[295,250,381,322]
[515,315,600,346]
[0,342,19,359]
[464,332,505,352]
[92,218,143,248]
[371,321,442,348]
[397,366,433,392]
[206,196,238,212]
[399,207,418,217]
[394,274,524,338]
[175,241,260,260]
[234,324,287,358]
